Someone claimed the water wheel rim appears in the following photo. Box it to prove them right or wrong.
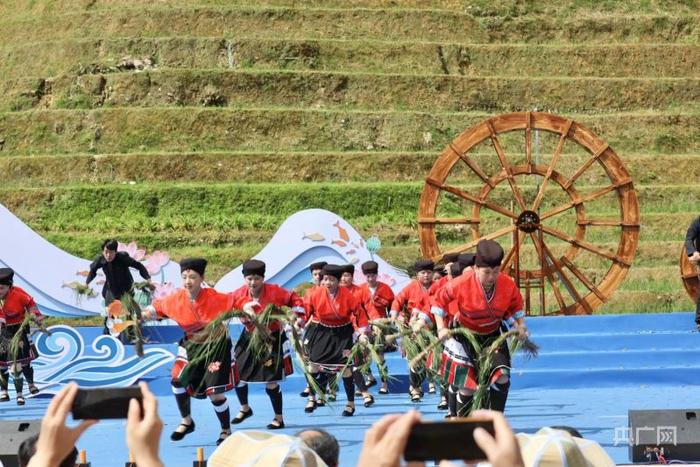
[418,111,640,315]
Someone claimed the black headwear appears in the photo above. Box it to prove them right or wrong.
[450,261,467,277]
[342,264,355,275]
[414,259,435,272]
[309,261,327,273]
[361,261,378,275]
[0,268,14,286]
[242,259,266,277]
[443,253,460,264]
[322,264,343,280]
[180,258,207,276]
[475,240,504,268]
[458,253,476,268]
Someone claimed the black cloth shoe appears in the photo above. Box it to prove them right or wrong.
[216,430,230,446]
[378,387,389,395]
[363,394,375,408]
[341,404,355,417]
[365,377,377,388]
[0,391,8,402]
[16,395,25,406]
[299,388,310,397]
[231,408,253,424]
[437,399,449,410]
[170,421,195,441]
[304,400,317,413]
[267,419,285,430]
[28,384,39,395]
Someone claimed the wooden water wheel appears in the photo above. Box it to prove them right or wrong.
[680,245,699,302]
[418,112,640,315]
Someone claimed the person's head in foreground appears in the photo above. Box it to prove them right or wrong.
[18,434,78,467]
[210,431,328,466]
[296,429,339,467]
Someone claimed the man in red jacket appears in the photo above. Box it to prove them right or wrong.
[355,261,395,393]
[390,259,435,402]
[431,240,527,414]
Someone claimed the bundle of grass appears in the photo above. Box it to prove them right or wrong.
[62,281,97,305]
[410,327,539,413]
[8,313,51,365]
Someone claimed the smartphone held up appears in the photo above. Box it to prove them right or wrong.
[71,387,143,420]
[404,418,495,462]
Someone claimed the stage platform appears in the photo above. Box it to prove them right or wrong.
[1,312,698,466]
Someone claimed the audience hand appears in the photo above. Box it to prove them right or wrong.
[126,382,164,467]
[357,410,421,467]
[470,409,524,467]
[27,383,98,467]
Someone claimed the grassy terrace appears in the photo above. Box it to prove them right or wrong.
[0,0,698,313]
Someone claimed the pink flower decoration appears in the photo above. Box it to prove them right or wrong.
[153,281,177,299]
[118,241,146,262]
[207,361,222,373]
[144,250,170,275]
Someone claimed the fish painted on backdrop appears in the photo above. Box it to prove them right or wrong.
[333,221,350,242]
[332,240,347,247]
[346,249,356,255]
[75,270,90,277]
[303,232,325,242]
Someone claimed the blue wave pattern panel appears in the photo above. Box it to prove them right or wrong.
[31,325,175,391]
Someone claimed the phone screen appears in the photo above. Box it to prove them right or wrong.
[404,419,495,462]
[72,387,143,420]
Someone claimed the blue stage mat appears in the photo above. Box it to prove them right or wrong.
[2,311,698,465]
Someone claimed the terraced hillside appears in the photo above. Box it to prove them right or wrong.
[0,0,698,313]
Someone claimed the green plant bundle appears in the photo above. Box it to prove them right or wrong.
[62,281,97,305]
[119,292,145,358]
[8,313,52,365]
[408,327,539,413]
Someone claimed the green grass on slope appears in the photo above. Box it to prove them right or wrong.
[3,70,699,113]
[0,109,697,156]
[0,152,698,187]
[0,6,697,44]
[1,39,697,79]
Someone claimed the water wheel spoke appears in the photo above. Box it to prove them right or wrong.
[418,217,479,225]
[563,142,609,190]
[578,219,640,228]
[532,119,572,212]
[487,121,527,211]
[502,230,526,272]
[449,144,495,188]
[540,201,576,221]
[560,256,607,302]
[540,179,632,222]
[538,238,593,313]
[525,111,533,169]
[426,177,518,219]
[540,225,630,267]
[682,272,699,280]
[529,232,567,310]
[439,225,516,257]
